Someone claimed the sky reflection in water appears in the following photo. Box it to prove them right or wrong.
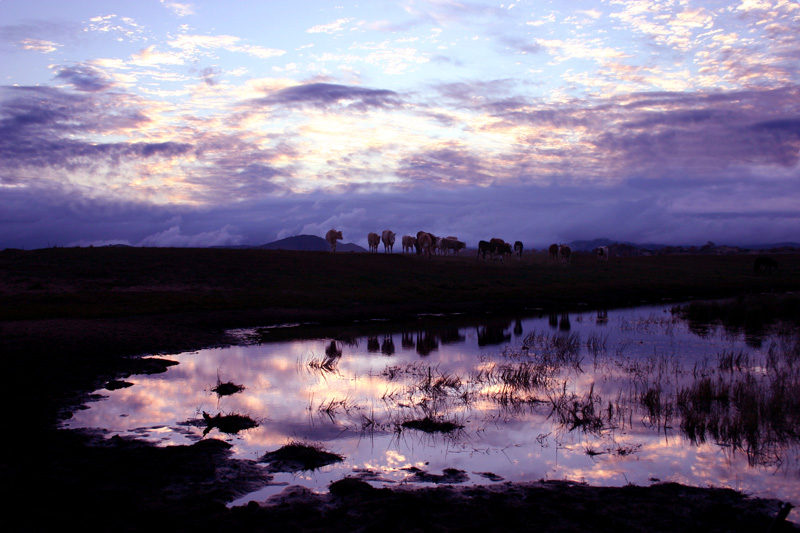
[63,304,800,507]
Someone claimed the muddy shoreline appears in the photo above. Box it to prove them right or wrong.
[3,248,799,531]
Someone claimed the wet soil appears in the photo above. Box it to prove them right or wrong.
[2,248,799,531]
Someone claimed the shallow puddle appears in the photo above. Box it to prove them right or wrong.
[63,303,800,509]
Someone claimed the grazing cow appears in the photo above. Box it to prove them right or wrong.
[514,241,523,261]
[753,256,778,273]
[595,246,609,263]
[401,235,416,253]
[440,237,466,256]
[325,229,343,252]
[559,244,571,265]
[496,241,513,262]
[490,238,512,262]
[417,232,433,257]
[477,240,497,262]
[549,243,559,262]
[367,232,380,253]
[381,230,396,253]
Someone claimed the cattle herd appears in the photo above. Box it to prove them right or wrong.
[325,228,614,265]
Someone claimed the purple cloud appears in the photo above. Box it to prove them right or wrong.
[54,64,114,92]
[253,83,402,111]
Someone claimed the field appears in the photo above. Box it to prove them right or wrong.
[2,247,799,531]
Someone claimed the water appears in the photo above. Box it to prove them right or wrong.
[62,304,800,510]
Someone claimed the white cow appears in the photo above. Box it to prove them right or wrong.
[401,235,416,253]
[595,246,609,263]
[381,230,396,253]
[367,232,380,253]
[326,229,343,252]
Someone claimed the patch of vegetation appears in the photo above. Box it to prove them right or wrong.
[259,440,344,472]
[201,411,259,436]
[211,380,245,396]
[400,416,463,433]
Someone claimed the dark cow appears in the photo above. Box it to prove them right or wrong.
[559,244,571,265]
[595,245,609,263]
[440,237,466,255]
[496,241,513,262]
[548,243,559,261]
[514,241,523,261]
[477,240,498,262]
[753,256,778,273]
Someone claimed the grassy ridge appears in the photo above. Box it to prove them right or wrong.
[2,247,799,322]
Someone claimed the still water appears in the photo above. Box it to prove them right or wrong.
[63,304,800,508]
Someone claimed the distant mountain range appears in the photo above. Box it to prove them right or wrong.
[218,235,798,254]
[228,234,367,252]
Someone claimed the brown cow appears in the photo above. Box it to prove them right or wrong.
[417,232,433,257]
[326,229,343,252]
[401,235,416,253]
[367,232,380,253]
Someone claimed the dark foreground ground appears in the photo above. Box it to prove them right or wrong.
[2,247,799,531]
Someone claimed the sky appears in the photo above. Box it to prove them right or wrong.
[2,0,799,250]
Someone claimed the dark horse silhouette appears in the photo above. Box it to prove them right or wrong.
[753,256,778,273]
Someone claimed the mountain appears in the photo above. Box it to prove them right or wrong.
[257,234,367,253]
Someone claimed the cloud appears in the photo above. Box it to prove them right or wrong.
[252,82,403,111]
[54,64,115,92]
[138,224,244,247]
[161,1,195,17]
[167,34,285,59]
[306,18,354,34]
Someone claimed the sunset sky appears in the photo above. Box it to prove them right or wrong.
[2,0,799,250]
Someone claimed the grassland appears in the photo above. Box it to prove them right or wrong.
[2,247,799,531]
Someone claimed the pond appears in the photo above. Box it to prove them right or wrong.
[62,303,800,510]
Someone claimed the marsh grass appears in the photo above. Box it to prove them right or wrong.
[259,439,344,472]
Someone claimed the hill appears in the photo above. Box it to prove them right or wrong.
[257,234,367,252]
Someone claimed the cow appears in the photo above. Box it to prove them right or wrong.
[496,241,513,262]
[440,237,466,256]
[367,232,380,253]
[490,238,512,262]
[325,229,343,252]
[559,244,571,265]
[753,256,778,273]
[477,240,497,262]
[381,230,396,253]
[401,235,416,253]
[514,241,523,261]
[417,232,434,257]
[416,231,436,255]
[595,246,609,263]
[548,244,559,262]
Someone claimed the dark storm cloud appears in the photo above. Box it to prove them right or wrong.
[252,83,403,112]
[54,64,115,92]
[3,176,799,251]
[395,147,492,184]
[0,85,190,171]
